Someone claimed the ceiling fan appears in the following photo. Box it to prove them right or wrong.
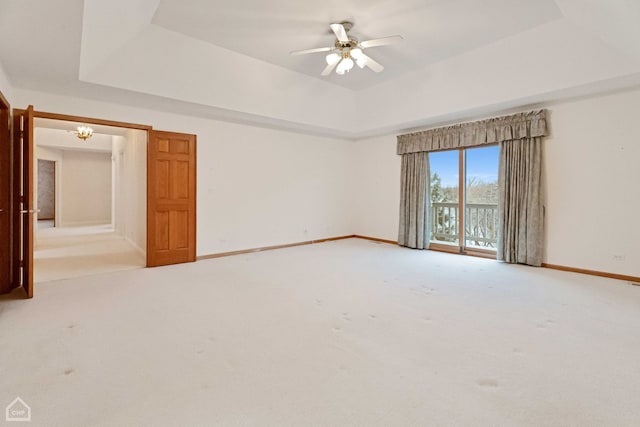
[290,21,403,76]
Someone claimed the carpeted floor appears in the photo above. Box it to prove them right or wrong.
[34,224,145,283]
[1,238,639,426]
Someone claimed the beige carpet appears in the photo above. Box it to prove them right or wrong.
[34,224,145,283]
[1,238,639,426]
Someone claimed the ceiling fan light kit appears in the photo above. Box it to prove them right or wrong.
[291,21,403,77]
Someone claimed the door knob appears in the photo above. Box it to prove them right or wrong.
[20,209,40,214]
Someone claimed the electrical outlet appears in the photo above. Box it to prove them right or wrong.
[612,254,626,262]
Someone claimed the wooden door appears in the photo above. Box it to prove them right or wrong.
[12,106,34,298]
[0,92,10,294]
[147,131,196,267]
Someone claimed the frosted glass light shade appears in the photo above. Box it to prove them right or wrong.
[325,53,340,65]
[350,48,363,59]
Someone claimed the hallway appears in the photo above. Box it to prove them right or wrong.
[35,224,145,283]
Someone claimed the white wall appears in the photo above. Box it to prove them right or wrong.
[35,128,115,227]
[35,146,64,162]
[543,89,640,277]
[351,89,640,277]
[0,60,13,104]
[112,130,147,254]
[35,144,113,229]
[60,150,112,226]
[14,89,354,256]
[21,86,637,276]
[113,137,125,235]
[350,135,401,241]
[207,123,352,252]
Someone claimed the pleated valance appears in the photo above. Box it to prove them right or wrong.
[397,110,548,155]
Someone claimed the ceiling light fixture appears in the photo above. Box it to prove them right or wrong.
[350,48,367,69]
[292,22,403,76]
[75,125,93,141]
[326,53,340,65]
[335,53,355,75]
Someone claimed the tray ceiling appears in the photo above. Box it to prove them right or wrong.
[0,0,639,137]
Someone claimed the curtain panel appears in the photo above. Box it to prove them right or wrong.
[398,152,430,249]
[397,110,548,154]
[497,138,543,266]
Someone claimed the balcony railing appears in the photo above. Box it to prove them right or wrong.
[431,202,498,248]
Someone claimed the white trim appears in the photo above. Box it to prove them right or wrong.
[58,220,112,227]
[125,236,146,259]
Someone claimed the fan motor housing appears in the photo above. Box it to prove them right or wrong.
[335,38,358,50]
[331,20,357,50]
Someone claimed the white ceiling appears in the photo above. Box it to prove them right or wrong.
[151,0,562,90]
[34,118,129,137]
[34,119,116,153]
[1,0,640,138]
[34,118,128,153]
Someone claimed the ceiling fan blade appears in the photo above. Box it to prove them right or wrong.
[290,46,334,56]
[321,60,339,76]
[359,35,403,49]
[330,23,349,42]
[360,53,384,73]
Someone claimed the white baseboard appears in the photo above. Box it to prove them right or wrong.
[124,236,146,259]
[59,220,113,227]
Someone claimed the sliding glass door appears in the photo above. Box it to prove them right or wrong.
[465,146,499,250]
[429,150,460,247]
[429,145,499,256]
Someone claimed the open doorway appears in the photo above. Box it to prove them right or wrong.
[33,118,147,282]
[10,106,196,298]
[37,159,55,228]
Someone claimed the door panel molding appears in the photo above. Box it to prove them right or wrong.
[147,130,196,267]
[12,107,34,298]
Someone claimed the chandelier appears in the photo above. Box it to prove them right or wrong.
[75,126,93,141]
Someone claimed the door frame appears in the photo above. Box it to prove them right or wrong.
[12,106,34,297]
[32,111,152,132]
[10,108,198,298]
[11,110,153,297]
[428,145,499,259]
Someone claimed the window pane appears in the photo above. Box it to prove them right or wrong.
[429,150,459,245]
[465,146,499,249]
